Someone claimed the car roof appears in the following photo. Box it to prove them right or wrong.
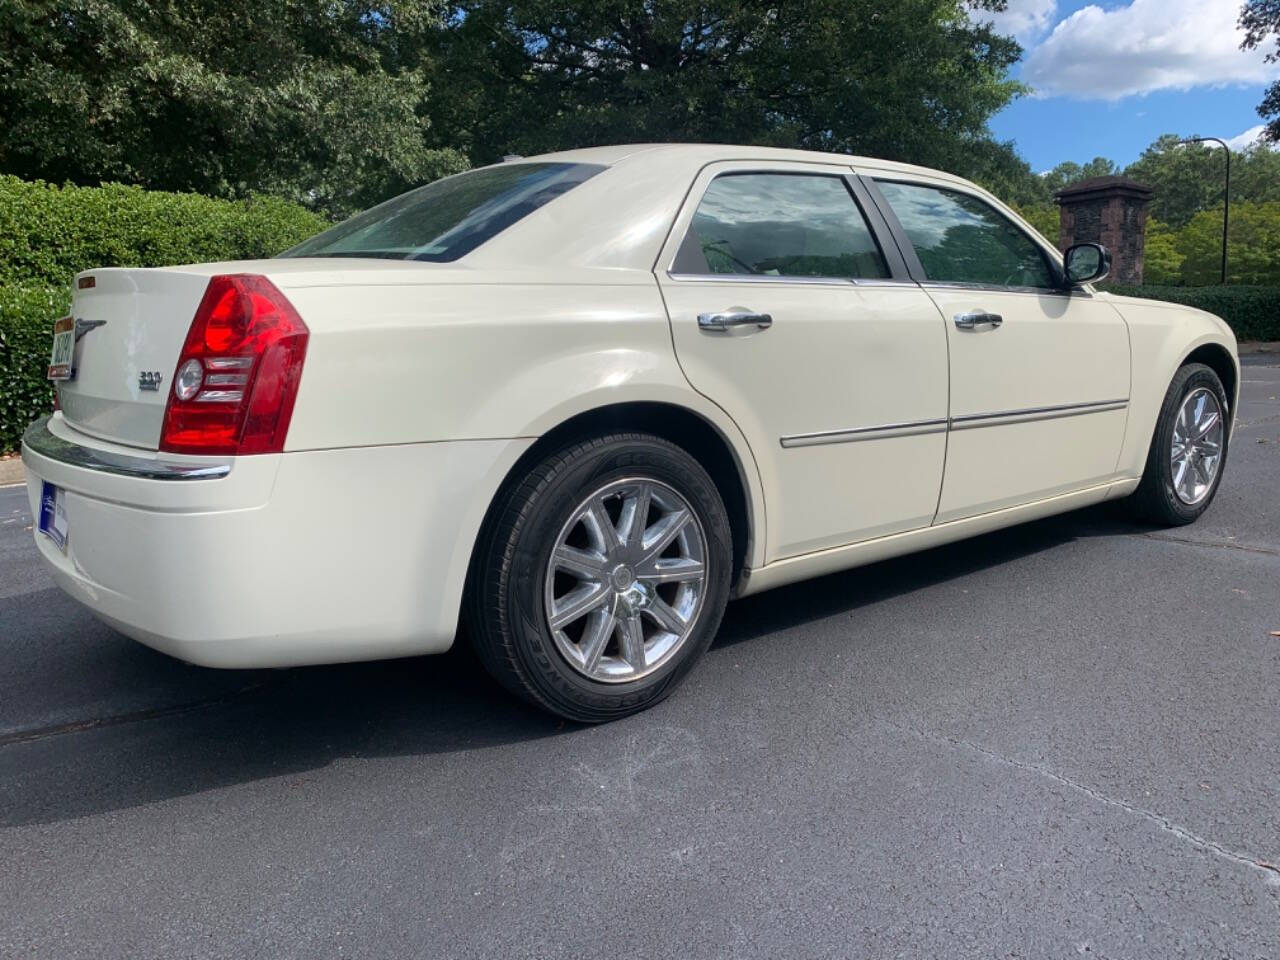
[520,142,957,183]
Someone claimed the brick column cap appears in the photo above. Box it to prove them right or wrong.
[1054,175,1153,205]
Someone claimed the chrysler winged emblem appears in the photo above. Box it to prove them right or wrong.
[74,318,107,342]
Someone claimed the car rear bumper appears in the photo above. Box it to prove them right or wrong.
[22,414,530,668]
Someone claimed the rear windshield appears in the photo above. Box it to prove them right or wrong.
[281,162,604,263]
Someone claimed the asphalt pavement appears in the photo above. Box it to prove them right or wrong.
[2,358,1278,959]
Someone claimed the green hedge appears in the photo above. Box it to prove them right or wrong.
[0,175,328,288]
[0,177,328,452]
[1109,284,1280,342]
[1,286,69,453]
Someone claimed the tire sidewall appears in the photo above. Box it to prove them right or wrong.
[501,437,732,720]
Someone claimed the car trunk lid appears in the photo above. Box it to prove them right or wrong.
[56,268,213,450]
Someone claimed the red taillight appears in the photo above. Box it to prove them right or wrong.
[159,274,309,456]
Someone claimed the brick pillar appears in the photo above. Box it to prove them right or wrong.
[1053,176,1154,286]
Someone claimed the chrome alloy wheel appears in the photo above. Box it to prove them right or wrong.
[543,478,709,683]
[1171,387,1225,505]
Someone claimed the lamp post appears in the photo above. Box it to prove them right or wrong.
[1178,137,1230,284]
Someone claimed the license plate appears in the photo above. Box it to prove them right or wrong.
[38,481,69,552]
[48,316,75,381]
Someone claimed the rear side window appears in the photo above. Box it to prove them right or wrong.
[875,180,1057,289]
[674,173,889,280]
[282,162,604,263]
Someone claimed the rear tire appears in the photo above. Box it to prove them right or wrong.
[1128,363,1229,526]
[468,432,733,723]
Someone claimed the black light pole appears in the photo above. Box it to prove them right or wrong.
[1178,136,1230,284]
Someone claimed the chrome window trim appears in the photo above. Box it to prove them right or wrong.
[779,399,1129,447]
[920,280,1083,299]
[22,416,231,481]
[665,272,916,288]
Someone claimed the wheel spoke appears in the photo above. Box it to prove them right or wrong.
[553,544,608,579]
[645,596,688,637]
[1192,457,1211,488]
[641,509,690,560]
[616,483,652,550]
[579,608,615,674]
[619,615,646,670]
[1193,410,1220,439]
[583,499,622,555]
[1172,456,1190,496]
[549,582,609,629]
[637,556,705,583]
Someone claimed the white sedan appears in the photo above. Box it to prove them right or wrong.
[23,144,1237,722]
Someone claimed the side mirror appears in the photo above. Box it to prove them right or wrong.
[1063,242,1111,287]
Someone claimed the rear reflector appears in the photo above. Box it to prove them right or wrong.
[159,275,309,456]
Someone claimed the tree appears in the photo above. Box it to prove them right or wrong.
[1041,157,1116,197]
[0,1,466,216]
[1240,0,1280,143]
[1142,219,1184,285]
[1124,135,1229,228]
[1176,201,1280,285]
[424,0,1026,185]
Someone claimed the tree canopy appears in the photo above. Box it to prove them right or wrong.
[0,0,466,216]
[1240,0,1280,143]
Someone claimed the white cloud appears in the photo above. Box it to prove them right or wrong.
[1224,124,1273,151]
[1022,0,1280,100]
[976,0,1058,43]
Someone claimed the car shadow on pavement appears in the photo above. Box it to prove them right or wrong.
[1,502,1149,829]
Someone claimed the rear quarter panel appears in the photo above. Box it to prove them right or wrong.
[273,270,769,569]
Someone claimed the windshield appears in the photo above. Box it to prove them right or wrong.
[281,162,605,262]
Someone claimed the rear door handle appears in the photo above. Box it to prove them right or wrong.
[698,308,773,332]
[954,311,1003,331]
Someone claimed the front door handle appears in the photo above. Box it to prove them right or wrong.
[698,308,773,332]
[954,311,1003,331]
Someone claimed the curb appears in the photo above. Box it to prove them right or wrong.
[0,457,24,487]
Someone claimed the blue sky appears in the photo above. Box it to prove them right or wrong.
[979,0,1279,171]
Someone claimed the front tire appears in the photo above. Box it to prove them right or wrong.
[1128,363,1230,525]
[468,433,733,723]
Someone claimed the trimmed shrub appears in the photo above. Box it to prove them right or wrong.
[1,286,69,452]
[0,175,329,289]
[1108,285,1280,342]
[0,176,328,451]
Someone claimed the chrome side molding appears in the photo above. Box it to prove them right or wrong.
[21,416,231,481]
[780,418,948,448]
[949,398,1129,430]
[781,399,1128,448]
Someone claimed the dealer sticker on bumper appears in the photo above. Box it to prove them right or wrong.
[38,481,69,552]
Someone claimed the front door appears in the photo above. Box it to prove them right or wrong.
[656,163,951,560]
[868,177,1131,523]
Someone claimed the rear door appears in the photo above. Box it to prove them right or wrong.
[656,162,950,561]
[865,176,1131,523]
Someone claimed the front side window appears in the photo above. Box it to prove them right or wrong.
[282,162,604,263]
[674,173,889,280]
[875,181,1057,290]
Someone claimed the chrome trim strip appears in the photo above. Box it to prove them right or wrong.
[22,416,231,481]
[666,272,912,288]
[780,418,948,448]
[779,399,1129,447]
[949,398,1128,430]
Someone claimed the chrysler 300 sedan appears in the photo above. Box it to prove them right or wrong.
[23,144,1237,722]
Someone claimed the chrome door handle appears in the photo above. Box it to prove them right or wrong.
[954,311,1003,331]
[698,308,773,332]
